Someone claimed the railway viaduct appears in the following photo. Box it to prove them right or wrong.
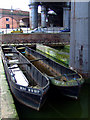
[0,9,29,29]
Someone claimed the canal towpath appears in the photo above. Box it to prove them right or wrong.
[0,48,19,119]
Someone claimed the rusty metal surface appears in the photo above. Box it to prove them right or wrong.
[70,2,90,78]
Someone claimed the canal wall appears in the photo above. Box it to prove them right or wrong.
[0,33,70,44]
[0,50,19,119]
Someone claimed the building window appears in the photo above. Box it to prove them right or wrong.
[6,24,10,28]
[6,18,9,21]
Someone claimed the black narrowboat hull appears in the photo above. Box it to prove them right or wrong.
[24,46,84,99]
[51,84,81,99]
[1,46,49,111]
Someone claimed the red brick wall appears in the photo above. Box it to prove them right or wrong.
[0,9,29,29]
[0,17,18,29]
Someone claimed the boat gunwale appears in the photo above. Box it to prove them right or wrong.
[1,45,49,91]
[15,47,50,89]
[25,46,84,84]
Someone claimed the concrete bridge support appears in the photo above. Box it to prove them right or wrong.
[70,2,90,78]
[29,1,38,29]
[41,5,46,28]
[63,7,71,29]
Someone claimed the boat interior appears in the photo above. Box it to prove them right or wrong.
[2,45,49,88]
[17,45,81,82]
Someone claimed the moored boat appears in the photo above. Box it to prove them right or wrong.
[16,45,84,99]
[1,45,49,111]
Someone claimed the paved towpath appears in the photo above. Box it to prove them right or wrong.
[0,48,19,119]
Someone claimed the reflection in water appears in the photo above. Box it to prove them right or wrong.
[14,83,88,119]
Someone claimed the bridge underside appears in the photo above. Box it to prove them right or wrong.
[29,2,70,29]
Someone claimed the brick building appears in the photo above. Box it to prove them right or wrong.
[0,9,29,29]
[0,8,63,30]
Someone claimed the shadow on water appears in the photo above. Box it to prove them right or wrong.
[13,82,88,119]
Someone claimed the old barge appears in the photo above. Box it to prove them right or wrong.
[16,45,84,99]
[1,45,49,111]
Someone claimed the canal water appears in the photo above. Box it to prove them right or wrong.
[12,45,89,119]
[13,83,89,119]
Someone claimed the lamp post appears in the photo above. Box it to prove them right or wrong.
[11,7,13,30]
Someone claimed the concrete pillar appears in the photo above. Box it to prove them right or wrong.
[69,2,90,78]
[29,1,38,29]
[41,5,46,28]
[63,7,71,29]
